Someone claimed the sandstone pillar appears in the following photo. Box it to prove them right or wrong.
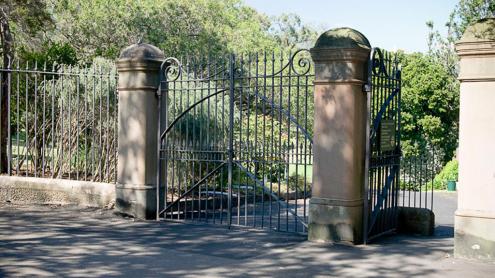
[455,18,495,261]
[308,28,370,244]
[115,43,164,219]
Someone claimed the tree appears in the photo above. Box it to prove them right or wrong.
[419,0,495,164]
[1,0,52,173]
[427,0,495,77]
[398,52,459,162]
[47,0,278,61]
[269,13,318,50]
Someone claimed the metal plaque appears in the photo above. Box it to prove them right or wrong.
[380,119,396,151]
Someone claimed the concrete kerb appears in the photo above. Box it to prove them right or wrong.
[0,175,115,208]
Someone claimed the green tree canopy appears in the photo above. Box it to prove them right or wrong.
[398,52,459,162]
[47,0,281,61]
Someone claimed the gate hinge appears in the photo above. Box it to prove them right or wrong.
[363,83,371,93]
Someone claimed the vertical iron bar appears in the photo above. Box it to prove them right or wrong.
[50,63,55,178]
[41,62,47,177]
[25,61,29,177]
[261,51,267,228]
[83,66,88,180]
[34,61,38,177]
[7,64,12,175]
[76,68,81,180]
[286,51,291,232]
[106,72,111,181]
[98,66,103,181]
[156,63,163,221]
[228,54,235,228]
[91,66,96,180]
[16,61,20,175]
[68,65,72,179]
[277,52,283,231]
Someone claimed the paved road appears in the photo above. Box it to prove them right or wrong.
[1,191,493,277]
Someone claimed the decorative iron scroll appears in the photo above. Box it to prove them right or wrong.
[370,48,400,79]
[160,57,182,81]
[159,49,312,82]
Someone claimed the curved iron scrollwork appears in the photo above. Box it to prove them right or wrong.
[370,48,400,79]
[265,49,312,78]
[160,57,182,81]
[160,49,312,82]
[290,48,312,76]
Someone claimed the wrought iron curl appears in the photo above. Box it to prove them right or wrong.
[160,57,182,82]
[371,48,389,77]
[264,49,312,78]
[290,49,312,76]
[232,64,243,78]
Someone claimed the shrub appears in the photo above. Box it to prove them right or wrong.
[432,159,458,190]
[288,174,311,192]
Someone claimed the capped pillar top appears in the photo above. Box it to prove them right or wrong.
[310,27,371,64]
[119,42,165,60]
[456,18,495,57]
[117,42,165,72]
[459,17,495,43]
[313,27,371,49]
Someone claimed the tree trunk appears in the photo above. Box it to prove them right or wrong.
[0,7,13,174]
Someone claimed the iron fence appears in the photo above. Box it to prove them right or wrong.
[0,60,118,183]
[399,151,442,211]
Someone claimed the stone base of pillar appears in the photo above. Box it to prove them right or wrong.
[454,209,495,262]
[308,197,363,244]
[115,183,158,219]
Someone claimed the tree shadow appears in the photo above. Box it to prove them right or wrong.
[0,204,470,277]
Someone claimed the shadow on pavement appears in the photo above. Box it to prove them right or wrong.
[0,203,491,278]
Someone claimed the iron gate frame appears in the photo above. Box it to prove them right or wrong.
[363,47,402,243]
[156,51,314,234]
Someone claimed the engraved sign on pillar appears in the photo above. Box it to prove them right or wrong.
[380,119,396,151]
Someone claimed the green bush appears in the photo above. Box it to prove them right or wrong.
[288,174,311,192]
[432,159,458,190]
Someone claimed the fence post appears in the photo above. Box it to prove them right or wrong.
[455,18,495,262]
[115,42,164,219]
[308,28,371,244]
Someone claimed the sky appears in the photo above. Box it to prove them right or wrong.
[243,0,458,53]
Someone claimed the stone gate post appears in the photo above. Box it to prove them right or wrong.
[115,43,164,219]
[308,28,371,244]
[455,18,495,261]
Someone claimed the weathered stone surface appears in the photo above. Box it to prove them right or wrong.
[308,28,370,244]
[116,43,164,220]
[454,17,495,262]
[0,176,115,207]
[119,42,164,60]
[314,27,370,49]
[459,18,495,42]
[455,210,495,262]
[308,198,363,244]
[397,207,435,236]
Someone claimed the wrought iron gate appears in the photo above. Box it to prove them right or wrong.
[364,48,402,242]
[156,51,314,234]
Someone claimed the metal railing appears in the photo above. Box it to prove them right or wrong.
[0,61,118,183]
[399,151,442,211]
